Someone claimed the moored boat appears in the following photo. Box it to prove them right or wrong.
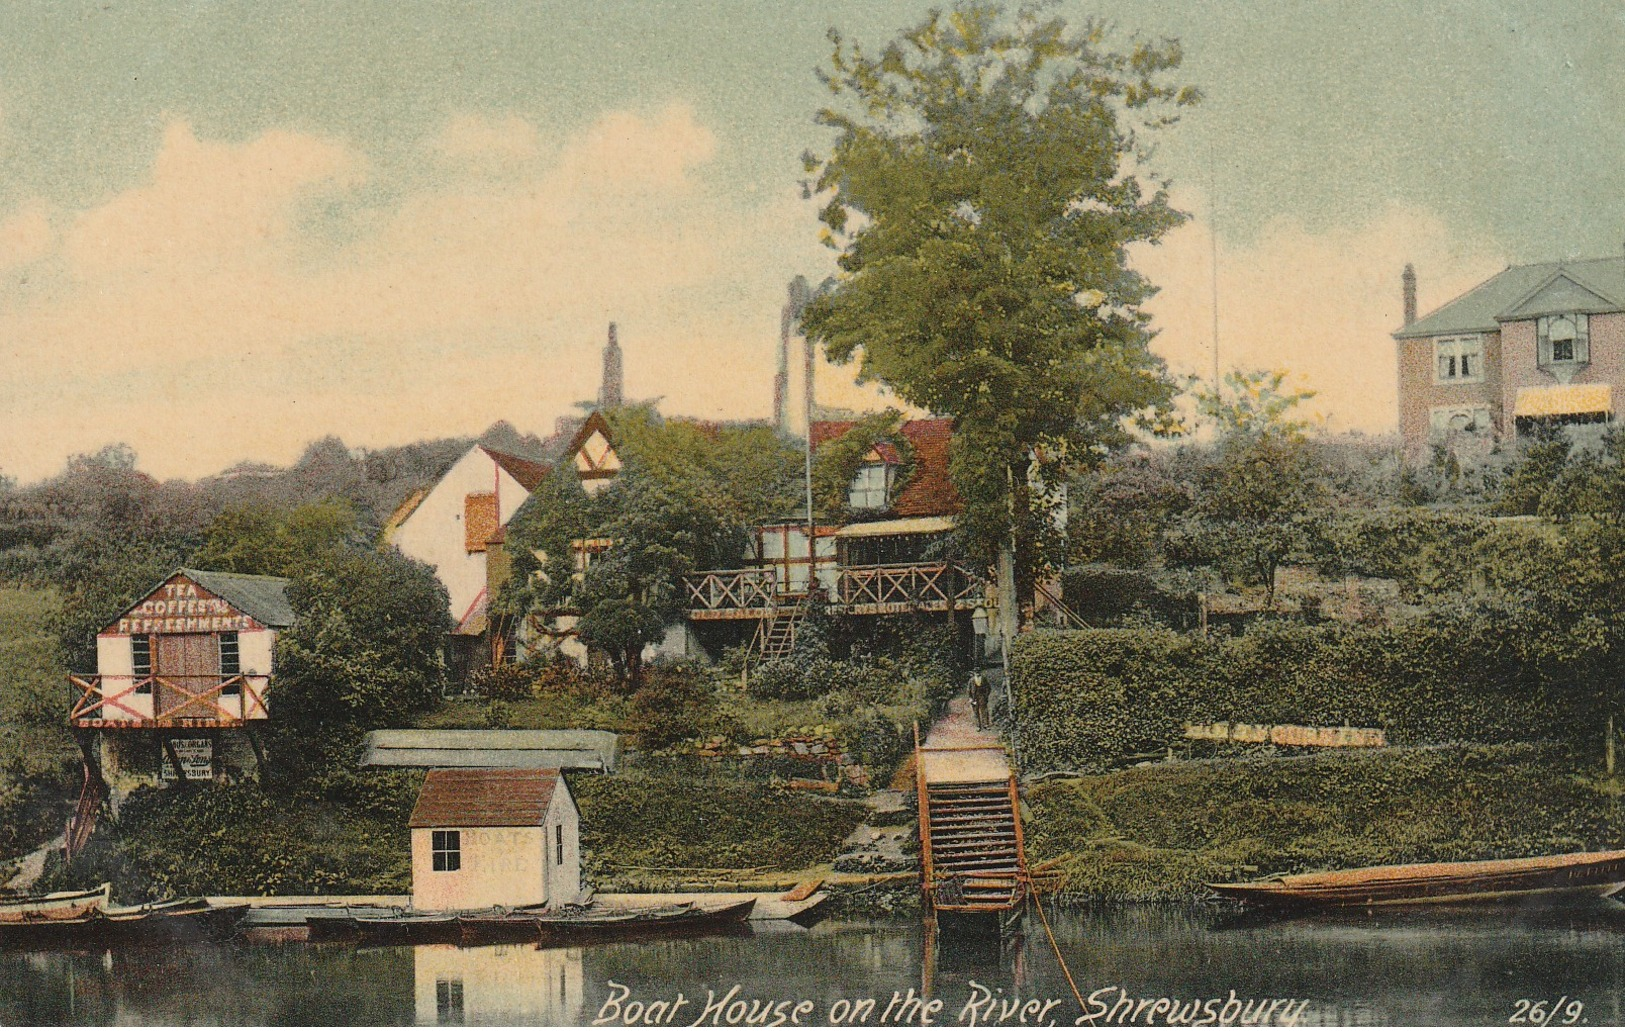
[0,898,247,947]
[1208,848,1625,908]
[456,899,755,946]
[0,883,112,923]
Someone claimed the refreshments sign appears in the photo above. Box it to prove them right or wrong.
[114,579,258,635]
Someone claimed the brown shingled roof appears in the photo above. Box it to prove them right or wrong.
[482,447,552,491]
[408,768,560,828]
[810,417,961,518]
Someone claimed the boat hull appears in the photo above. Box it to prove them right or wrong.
[0,901,247,948]
[1209,849,1625,909]
[0,883,112,924]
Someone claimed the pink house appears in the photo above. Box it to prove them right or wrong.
[1394,256,1623,459]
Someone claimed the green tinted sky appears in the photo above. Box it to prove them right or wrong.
[2,1,1621,479]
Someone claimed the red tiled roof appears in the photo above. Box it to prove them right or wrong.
[464,492,499,553]
[408,768,560,828]
[482,447,551,492]
[810,417,960,518]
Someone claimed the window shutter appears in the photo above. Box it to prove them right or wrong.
[1575,314,1590,363]
[1537,318,1552,365]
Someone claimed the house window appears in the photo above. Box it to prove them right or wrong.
[1433,336,1484,383]
[555,823,564,866]
[432,829,461,872]
[132,635,152,693]
[848,461,893,510]
[218,631,241,694]
[1538,314,1590,366]
[435,978,465,1024]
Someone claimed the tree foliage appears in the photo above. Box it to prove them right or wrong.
[191,500,366,579]
[269,548,450,781]
[800,2,1197,597]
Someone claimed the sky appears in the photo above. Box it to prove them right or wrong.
[3,0,1624,483]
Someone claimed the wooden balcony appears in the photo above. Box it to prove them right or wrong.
[685,562,983,620]
[68,673,270,728]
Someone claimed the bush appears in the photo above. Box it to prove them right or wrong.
[571,771,866,877]
[1012,618,1561,773]
[625,665,722,750]
[466,662,537,701]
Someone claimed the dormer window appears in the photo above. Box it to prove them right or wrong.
[848,456,895,510]
[1538,314,1589,366]
[1434,336,1483,383]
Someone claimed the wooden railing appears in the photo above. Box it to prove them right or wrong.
[68,673,270,728]
[834,562,982,610]
[684,568,777,613]
[685,562,984,617]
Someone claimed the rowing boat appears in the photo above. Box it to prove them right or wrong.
[0,883,112,923]
[0,898,247,947]
[456,899,756,945]
[306,911,459,945]
[1207,848,1625,908]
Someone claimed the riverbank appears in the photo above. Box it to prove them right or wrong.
[1021,741,1625,902]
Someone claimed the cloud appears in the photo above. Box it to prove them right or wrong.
[1134,193,1507,434]
[0,200,54,273]
[0,105,874,483]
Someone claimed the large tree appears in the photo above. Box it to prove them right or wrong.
[800,2,1198,616]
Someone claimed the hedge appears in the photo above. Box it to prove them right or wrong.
[1012,619,1577,773]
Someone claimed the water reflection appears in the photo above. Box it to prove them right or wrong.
[412,944,584,1026]
[2,905,1625,1025]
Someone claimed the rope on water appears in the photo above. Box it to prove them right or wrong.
[1027,883,1085,1013]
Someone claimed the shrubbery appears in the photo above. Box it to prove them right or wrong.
[1013,619,1567,773]
[40,775,421,902]
[1024,743,1625,901]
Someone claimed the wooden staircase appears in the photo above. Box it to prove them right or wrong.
[914,730,1029,918]
[64,759,108,860]
[753,610,802,660]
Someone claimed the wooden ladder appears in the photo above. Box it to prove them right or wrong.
[754,610,802,660]
[64,760,108,860]
[914,730,1029,914]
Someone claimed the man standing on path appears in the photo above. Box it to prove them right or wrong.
[969,670,991,731]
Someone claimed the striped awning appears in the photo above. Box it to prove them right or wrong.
[1513,384,1612,419]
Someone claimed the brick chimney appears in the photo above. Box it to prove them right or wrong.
[1402,264,1417,326]
[598,322,624,409]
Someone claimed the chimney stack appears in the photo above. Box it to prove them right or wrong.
[598,322,624,409]
[1402,264,1417,326]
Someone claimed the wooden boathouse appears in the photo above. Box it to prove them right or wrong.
[65,568,294,855]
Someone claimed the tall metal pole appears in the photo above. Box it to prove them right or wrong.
[1209,136,1222,401]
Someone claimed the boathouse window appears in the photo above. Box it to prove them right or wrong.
[555,823,564,866]
[436,978,464,1024]
[432,830,461,872]
[218,631,241,693]
[132,635,152,692]
[1538,314,1589,366]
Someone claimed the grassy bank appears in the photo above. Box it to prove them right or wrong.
[0,583,79,865]
[572,770,867,890]
[1023,743,1625,902]
[40,766,867,902]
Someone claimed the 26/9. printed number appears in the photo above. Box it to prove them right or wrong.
[1509,998,1584,1025]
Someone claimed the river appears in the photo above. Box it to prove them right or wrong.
[3,904,1624,1026]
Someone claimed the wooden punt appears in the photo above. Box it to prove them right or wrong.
[1208,848,1625,908]
[0,883,111,923]
[457,899,754,946]
[0,898,247,947]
